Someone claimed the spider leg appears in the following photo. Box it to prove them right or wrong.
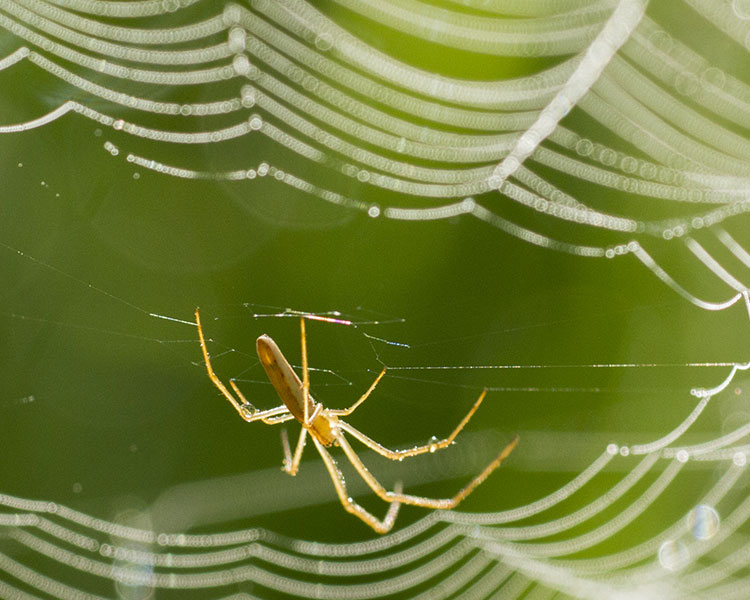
[312,437,401,534]
[335,431,518,510]
[329,368,387,416]
[336,388,489,459]
[280,427,308,475]
[195,308,290,423]
[261,413,296,425]
[228,379,294,423]
[300,317,311,426]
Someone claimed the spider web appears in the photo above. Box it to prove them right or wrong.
[0,248,749,599]
[0,308,749,599]
[1,0,750,598]
[0,0,748,309]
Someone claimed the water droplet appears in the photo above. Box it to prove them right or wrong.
[621,156,638,174]
[676,450,689,463]
[487,175,503,189]
[518,132,537,154]
[675,73,699,96]
[733,0,750,19]
[575,138,593,156]
[233,54,251,76]
[649,30,673,53]
[228,26,247,53]
[113,119,124,130]
[241,85,256,108]
[600,148,617,166]
[658,539,688,571]
[687,505,719,540]
[240,403,256,419]
[314,33,333,51]
[367,205,380,218]
[701,67,726,90]
[223,3,241,24]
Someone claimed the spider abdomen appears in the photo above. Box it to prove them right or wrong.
[256,333,335,445]
[256,334,314,418]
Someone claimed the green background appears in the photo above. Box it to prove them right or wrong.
[0,1,748,597]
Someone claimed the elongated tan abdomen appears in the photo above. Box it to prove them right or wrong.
[256,334,336,446]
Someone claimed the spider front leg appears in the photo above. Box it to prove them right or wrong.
[337,388,489,460]
[195,308,291,423]
[312,437,402,534]
[329,368,387,417]
[300,317,311,425]
[229,379,295,424]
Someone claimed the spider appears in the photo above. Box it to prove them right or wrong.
[195,308,518,534]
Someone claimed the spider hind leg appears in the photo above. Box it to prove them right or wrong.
[313,437,402,534]
[336,430,518,511]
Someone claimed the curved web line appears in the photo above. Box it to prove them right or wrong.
[1,1,749,597]
[0,362,748,598]
[1,0,745,309]
[485,0,646,189]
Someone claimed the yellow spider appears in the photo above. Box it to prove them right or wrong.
[195,308,518,533]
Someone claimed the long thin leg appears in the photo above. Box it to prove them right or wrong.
[312,437,401,534]
[329,368,387,416]
[337,389,488,459]
[261,413,296,425]
[281,427,308,475]
[195,308,290,423]
[300,317,311,425]
[229,379,294,424]
[336,432,518,509]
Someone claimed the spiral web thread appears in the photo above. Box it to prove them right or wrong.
[0,360,748,599]
[0,0,748,310]
[1,0,750,597]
